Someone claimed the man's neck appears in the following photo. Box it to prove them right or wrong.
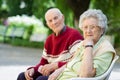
[55,26,66,36]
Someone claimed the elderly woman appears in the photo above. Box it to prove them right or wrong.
[47,9,116,80]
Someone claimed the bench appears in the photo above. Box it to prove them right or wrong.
[6,26,26,39]
[0,25,8,42]
[0,25,26,43]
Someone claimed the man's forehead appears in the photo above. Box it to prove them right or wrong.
[45,8,62,19]
[46,9,60,16]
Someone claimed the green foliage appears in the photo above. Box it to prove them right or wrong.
[0,0,2,5]
[32,0,74,27]
[6,0,20,16]
[1,0,75,28]
[55,0,74,27]
[32,0,55,19]
[90,0,120,19]
[7,15,48,39]
[90,0,120,47]
[107,19,120,47]
[32,0,56,34]
[0,0,9,18]
[21,0,33,15]
[24,25,33,40]
[6,0,33,16]
[1,0,120,48]
[0,38,44,48]
[11,39,44,48]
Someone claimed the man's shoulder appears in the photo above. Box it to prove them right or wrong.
[66,26,79,32]
[67,26,82,36]
[46,33,54,40]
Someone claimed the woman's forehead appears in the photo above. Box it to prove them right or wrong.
[83,18,98,25]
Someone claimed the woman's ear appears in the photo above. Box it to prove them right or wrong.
[101,28,104,35]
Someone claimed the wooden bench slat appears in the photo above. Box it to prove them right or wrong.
[0,25,26,42]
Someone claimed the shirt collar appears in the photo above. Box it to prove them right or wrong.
[54,26,66,36]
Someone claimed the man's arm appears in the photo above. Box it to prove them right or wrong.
[34,57,48,73]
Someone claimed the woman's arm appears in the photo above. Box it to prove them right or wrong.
[79,38,96,77]
[79,46,96,77]
[48,64,66,80]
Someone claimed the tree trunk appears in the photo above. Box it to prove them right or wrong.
[67,0,90,27]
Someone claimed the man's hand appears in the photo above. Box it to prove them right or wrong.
[24,68,34,80]
[38,63,58,76]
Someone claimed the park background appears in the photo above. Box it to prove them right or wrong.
[0,0,120,48]
[0,0,120,80]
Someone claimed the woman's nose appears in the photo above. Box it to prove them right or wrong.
[86,27,91,32]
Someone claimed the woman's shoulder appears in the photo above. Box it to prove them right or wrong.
[95,36,116,56]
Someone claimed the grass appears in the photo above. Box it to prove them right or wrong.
[0,36,44,49]
[0,36,119,56]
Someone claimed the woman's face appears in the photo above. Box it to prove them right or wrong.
[81,17,103,43]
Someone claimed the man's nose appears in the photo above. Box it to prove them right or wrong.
[52,20,57,25]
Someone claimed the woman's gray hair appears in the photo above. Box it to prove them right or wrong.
[79,9,108,34]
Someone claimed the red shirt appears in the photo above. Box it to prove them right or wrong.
[33,26,83,72]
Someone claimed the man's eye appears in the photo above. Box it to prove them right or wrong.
[54,16,58,20]
[48,20,52,22]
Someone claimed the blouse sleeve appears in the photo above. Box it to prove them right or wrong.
[93,52,113,76]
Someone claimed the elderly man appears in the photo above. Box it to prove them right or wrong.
[17,8,83,80]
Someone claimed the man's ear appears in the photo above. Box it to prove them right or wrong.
[46,22,49,28]
[46,22,48,26]
[62,15,64,21]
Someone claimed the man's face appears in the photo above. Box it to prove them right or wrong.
[45,10,64,34]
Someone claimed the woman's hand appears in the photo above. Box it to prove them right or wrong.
[48,64,66,80]
[48,70,60,80]
[24,68,34,80]
[83,36,94,46]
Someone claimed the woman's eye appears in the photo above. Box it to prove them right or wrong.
[83,26,87,29]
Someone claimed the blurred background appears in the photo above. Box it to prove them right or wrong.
[0,0,120,80]
[0,0,120,48]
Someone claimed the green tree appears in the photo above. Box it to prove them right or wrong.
[20,0,33,16]
[6,0,20,16]
[55,0,74,27]
[91,0,120,47]
[6,0,33,16]
[32,0,55,19]
[0,0,9,24]
[67,0,91,27]
[90,0,120,19]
